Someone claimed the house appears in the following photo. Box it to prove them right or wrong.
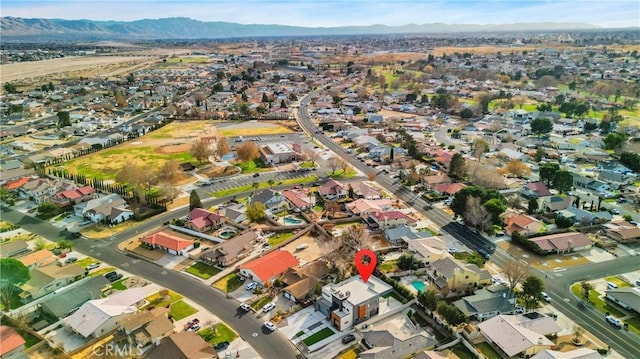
[145,331,218,359]
[432,183,466,196]
[20,264,85,302]
[259,142,298,164]
[2,176,31,192]
[64,287,150,338]
[239,249,299,285]
[283,188,313,211]
[20,178,75,204]
[186,208,225,232]
[539,195,574,213]
[50,186,95,207]
[424,174,452,189]
[348,181,383,200]
[407,237,455,264]
[281,260,331,303]
[477,314,561,358]
[531,348,602,359]
[520,182,552,199]
[318,179,347,200]
[428,257,491,290]
[605,287,640,315]
[40,276,110,318]
[250,188,287,215]
[528,232,592,254]
[453,284,516,321]
[0,326,25,358]
[504,214,544,236]
[315,275,392,331]
[368,211,417,230]
[603,221,640,243]
[18,249,57,269]
[199,231,257,267]
[141,231,195,256]
[222,203,247,224]
[359,315,436,359]
[0,239,29,258]
[384,225,432,246]
[74,193,133,224]
[117,307,174,348]
[354,135,381,151]
[368,145,407,160]
[346,199,392,217]
[572,174,610,193]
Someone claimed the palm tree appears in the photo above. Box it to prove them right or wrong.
[267,179,275,188]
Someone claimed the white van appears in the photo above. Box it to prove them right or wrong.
[607,282,618,290]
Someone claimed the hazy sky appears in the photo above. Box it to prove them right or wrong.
[2,0,639,28]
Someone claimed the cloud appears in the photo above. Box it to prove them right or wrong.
[1,0,638,27]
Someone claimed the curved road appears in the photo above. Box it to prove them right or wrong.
[296,91,640,358]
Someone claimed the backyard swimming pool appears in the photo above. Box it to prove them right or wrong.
[284,216,305,225]
[411,281,426,292]
[219,230,237,239]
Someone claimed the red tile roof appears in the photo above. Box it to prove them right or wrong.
[0,326,25,356]
[57,186,94,200]
[3,177,30,190]
[526,182,552,197]
[240,250,299,283]
[141,232,194,252]
[432,183,466,195]
[283,189,311,208]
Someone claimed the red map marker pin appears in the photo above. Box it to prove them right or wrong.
[355,249,377,283]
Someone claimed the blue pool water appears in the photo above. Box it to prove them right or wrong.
[284,216,305,225]
[222,152,236,161]
[411,281,426,292]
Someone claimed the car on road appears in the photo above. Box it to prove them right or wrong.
[541,292,552,303]
[262,303,276,313]
[448,247,457,253]
[239,303,251,312]
[605,315,623,328]
[478,249,491,260]
[611,208,620,215]
[85,262,101,270]
[252,173,260,177]
[264,321,276,331]
[341,334,356,344]
[214,341,230,351]
[245,282,258,291]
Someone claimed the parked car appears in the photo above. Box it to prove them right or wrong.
[105,272,123,282]
[605,315,623,328]
[607,282,618,290]
[245,282,258,291]
[85,262,101,270]
[262,303,276,313]
[541,292,552,303]
[478,249,491,260]
[187,324,201,332]
[214,342,230,351]
[341,334,356,344]
[65,257,78,264]
[611,208,620,215]
[264,321,276,331]
[240,303,251,312]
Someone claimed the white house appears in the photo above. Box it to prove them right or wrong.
[74,193,133,224]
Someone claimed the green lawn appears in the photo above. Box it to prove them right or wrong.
[110,278,128,290]
[605,276,630,288]
[185,262,221,279]
[75,257,99,269]
[90,267,116,277]
[213,273,245,293]
[234,159,272,174]
[250,295,273,310]
[268,232,294,246]
[379,260,398,274]
[144,291,183,309]
[169,300,198,321]
[477,342,502,359]
[295,330,305,338]
[328,168,357,179]
[199,323,238,345]
[302,327,335,346]
[300,161,317,168]
[451,343,475,359]
[212,175,318,197]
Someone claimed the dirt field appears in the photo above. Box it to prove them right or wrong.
[0,55,154,83]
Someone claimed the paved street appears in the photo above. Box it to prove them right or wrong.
[297,91,640,358]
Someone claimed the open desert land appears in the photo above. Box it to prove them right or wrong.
[0,55,159,83]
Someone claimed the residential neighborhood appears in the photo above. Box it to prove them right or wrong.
[1,14,639,359]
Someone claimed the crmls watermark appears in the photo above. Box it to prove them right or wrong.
[92,343,144,357]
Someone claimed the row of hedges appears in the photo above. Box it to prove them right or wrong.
[375,270,415,304]
[511,231,547,255]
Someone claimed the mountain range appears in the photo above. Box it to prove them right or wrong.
[0,16,601,41]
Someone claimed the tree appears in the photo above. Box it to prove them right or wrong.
[451,186,506,226]
[3,82,18,94]
[459,108,473,119]
[235,141,259,162]
[580,281,593,301]
[115,162,154,202]
[417,289,439,311]
[536,103,552,112]
[191,140,213,164]
[437,303,465,325]
[215,139,231,160]
[247,201,266,222]
[474,91,493,114]
[603,133,626,151]
[261,92,269,103]
[620,152,640,173]
[189,190,202,211]
[58,239,73,250]
[280,100,287,109]
[528,198,539,214]
[57,111,71,127]
[463,196,492,231]
[522,275,545,310]
[536,75,557,89]
[158,182,180,202]
[539,162,560,186]
[448,153,466,180]
[0,258,30,309]
[552,170,574,194]
[397,254,419,270]
[504,261,529,298]
[34,238,47,250]
[472,139,490,160]
[534,148,546,162]
[513,95,528,109]
[37,201,62,219]
[126,73,135,83]
[157,160,182,184]
[503,160,531,178]
[530,117,553,136]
